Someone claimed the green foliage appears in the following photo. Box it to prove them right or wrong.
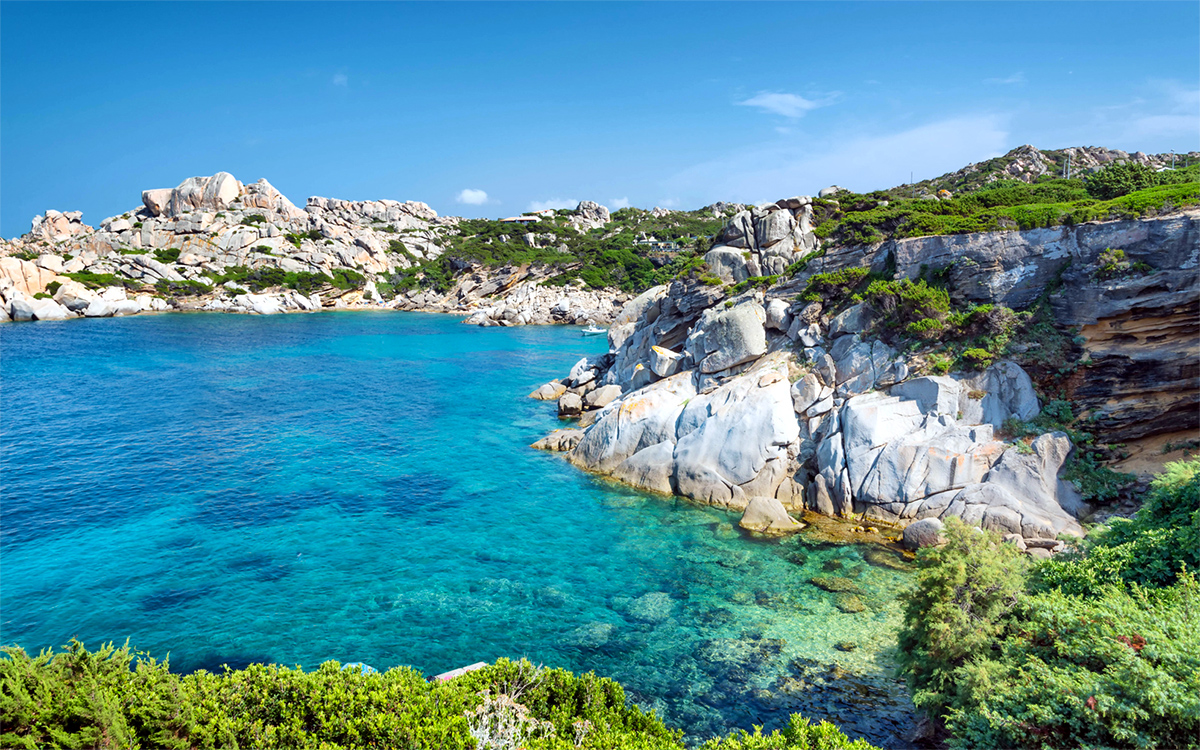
[1093,248,1153,281]
[45,281,61,296]
[863,278,950,325]
[945,575,1200,750]
[206,266,364,294]
[1036,460,1200,595]
[699,714,879,749]
[154,279,212,297]
[12,250,39,261]
[152,247,181,264]
[897,462,1200,749]
[62,272,142,291]
[133,221,143,229]
[896,518,1029,718]
[285,230,323,248]
[240,214,267,225]
[116,248,148,255]
[728,275,779,296]
[810,179,1199,247]
[32,292,51,300]
[800,267,871,304]
[1084,161,1160,200]
[0,644,878,750]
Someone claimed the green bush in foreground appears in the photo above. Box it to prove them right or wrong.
[897,460,1200,749]
[0,645,877,750]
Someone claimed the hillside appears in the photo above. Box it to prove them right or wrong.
[0,145,1196,330]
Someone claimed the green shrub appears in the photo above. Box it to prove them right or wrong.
[62,272,142,291]
[945,574,1200,749]
[45,281,61,296]
[800,267,871,303]
[1085,162,1160,200]
[897,518,1028,719]
[240,214,267,225]
[152,248,181,264]
[154,279,212,297]
[699,714,879,749]
[0,643,877,750]
[32,292,51,300]
[1036,460,1199,595]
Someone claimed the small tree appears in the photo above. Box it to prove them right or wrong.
[896,517,1028,721]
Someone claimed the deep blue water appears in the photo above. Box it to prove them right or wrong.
[1,312,914,745]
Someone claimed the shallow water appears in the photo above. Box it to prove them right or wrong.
[0,312,914,745]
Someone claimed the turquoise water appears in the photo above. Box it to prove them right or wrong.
[1,312,914,745]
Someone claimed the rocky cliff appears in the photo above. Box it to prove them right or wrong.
[532,205,1199,550]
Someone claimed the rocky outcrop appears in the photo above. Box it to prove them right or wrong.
[706,200,817,281]
[528,207,1199,547]
[2,173,629,326]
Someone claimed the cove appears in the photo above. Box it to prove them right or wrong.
[0,312,914,746]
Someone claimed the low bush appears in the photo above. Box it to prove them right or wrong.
[152,248,181,264]
[0,646,877,750]
[897,461,1200,749]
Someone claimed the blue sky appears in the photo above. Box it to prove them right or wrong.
[2,1,1197,237]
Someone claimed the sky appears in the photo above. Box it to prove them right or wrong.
[2,1,1198,237]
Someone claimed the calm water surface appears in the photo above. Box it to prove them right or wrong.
[1,312,914,745]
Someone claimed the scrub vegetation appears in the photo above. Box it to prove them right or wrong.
[897,460,1200,749]
[0,650,877,750]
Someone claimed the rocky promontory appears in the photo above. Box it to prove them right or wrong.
[531,192,1199,550]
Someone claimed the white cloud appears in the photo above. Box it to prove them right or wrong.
[985,73,1025,85]
[1080,79,1200,146]
[528,198,577,212]
[609,197,630,209]
[332,73,348,87]
[663,114,1011,205]
[456,188,489,205]
[657,198,681,208]
[737,91,836,119]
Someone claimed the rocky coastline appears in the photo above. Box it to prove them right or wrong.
[0,172,628,326]
[529,205,1199,553]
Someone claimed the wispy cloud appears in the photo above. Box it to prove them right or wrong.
[332,73,348,87]
[1083,79,1200,145]
[610,197,630,209]
[657,198,681,208]
[737,91,836,119]
[663,114,1011,205]
[984,72,1025,85]
[528,198,577,211]
[456,188,489,205]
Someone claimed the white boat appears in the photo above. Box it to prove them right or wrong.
[581,325,607,336]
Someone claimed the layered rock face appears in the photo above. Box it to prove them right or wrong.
[805,209,1200,442]
[1,173,623,325]
[534,208,1200,544]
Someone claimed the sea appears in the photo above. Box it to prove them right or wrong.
[0,311,915,745]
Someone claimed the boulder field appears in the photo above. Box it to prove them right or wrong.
[532,207,1199,550]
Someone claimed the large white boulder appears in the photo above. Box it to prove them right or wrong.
[704,247,750,284]
[670,363,800,508]
[685,301,767,374]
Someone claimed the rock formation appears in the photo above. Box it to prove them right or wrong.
[533,203,1200,548]
[1,172,624,326]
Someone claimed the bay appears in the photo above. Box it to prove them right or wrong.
[0,312,914,745]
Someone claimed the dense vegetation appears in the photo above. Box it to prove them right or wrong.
[0,649,876,750]
[391,208,724,295]
[810,164,1199,247]
[897,460,1200,749]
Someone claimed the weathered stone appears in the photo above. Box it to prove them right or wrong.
[685,302,767,374]
[558,392,583,418]
[738,496,804,535]
[903,518,945,550]
[529,380,568,401]
[584,384,623,410]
